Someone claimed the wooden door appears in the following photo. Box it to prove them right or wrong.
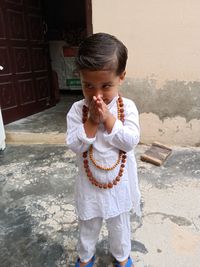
[0,0,54,124]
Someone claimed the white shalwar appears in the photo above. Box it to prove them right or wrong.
[77,212,131,262]
[66,95,141,261]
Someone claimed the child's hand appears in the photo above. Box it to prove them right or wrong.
[93,95,116,133]
[89,98,101,124]
[94,95,111,123]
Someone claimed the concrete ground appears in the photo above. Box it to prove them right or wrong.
[1,93,200,267]
[5,93,83,145]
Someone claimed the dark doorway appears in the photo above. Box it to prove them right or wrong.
[43,0,92,93]
[43,0,92,44]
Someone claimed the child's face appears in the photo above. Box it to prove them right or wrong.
[80,69,126,104]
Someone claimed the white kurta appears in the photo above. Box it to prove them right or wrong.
[66,95,141,220]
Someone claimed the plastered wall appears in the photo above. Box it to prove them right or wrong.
[92,0,200,146]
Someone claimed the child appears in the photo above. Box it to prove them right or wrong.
[66,33,141,267]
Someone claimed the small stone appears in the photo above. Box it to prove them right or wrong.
[0,175,6,182]
[63,204,75,211]
[53,210,65,222]
[63,212,76,224]
[47,204,60,214]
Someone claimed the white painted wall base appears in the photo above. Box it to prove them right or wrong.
[0,108,6,150]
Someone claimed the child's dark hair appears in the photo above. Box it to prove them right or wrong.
[76,32,128,75]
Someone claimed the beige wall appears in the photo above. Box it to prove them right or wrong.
[92,0,200,146]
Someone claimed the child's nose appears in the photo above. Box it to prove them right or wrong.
[94,88,102,97]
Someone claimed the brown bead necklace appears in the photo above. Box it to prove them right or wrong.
[82,96,127,189]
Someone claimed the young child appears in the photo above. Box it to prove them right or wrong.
[66,33,141,267]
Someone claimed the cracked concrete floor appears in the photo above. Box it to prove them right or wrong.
[0,145,200,267]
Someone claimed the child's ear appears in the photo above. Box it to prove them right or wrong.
[119,71,126,84]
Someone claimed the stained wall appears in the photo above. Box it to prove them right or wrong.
[92,0,200,146]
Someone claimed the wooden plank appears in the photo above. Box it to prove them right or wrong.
[141,142,172,166]
[152,141,172,151]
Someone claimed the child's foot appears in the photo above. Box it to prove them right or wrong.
[118,259,128,266]
[75,256,95,267]
[79,259,92,267]
[115,256,134,267]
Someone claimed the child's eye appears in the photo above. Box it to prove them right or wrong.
[85,84,94,89]
[102,84,111,89]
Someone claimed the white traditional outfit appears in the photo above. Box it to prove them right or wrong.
[66,95,141,262]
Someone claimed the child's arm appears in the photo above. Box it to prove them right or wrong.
[103,100,140,152]
[66,102,97,154]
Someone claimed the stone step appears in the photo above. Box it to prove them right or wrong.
[5,131,65,145]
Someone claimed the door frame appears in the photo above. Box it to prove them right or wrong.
[85,0,93,36]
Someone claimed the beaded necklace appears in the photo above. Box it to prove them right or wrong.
[82,96,126,189]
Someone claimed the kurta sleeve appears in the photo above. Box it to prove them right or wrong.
[66,102,96,154]
[103,100,140,152]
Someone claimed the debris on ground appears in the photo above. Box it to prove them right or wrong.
[140,142,172,166]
